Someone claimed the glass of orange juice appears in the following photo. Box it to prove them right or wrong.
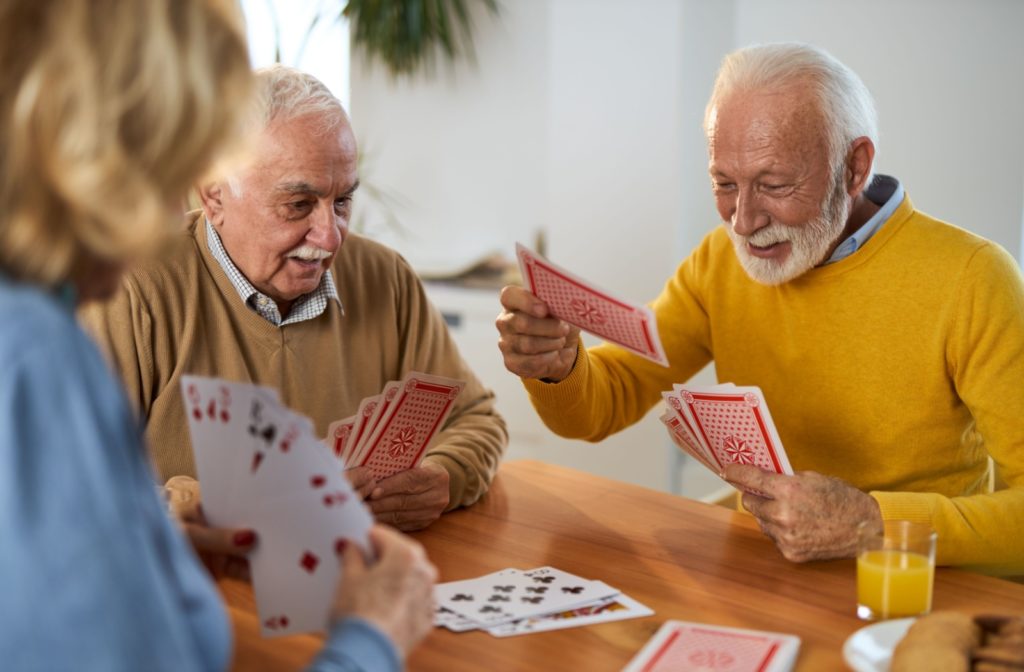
[856,520,936,621]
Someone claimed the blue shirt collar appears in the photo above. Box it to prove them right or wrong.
[826,174,904,264]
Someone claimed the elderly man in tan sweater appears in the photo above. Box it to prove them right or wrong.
[82,65,507,538]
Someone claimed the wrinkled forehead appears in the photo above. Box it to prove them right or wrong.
[707,86,829,167]
[243,113,358,190]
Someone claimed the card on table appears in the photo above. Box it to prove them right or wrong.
[622,620,800,672]
[487,586,653,637]
[515,243,669,367]
[434,566,619,629]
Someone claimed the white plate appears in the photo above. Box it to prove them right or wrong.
[842,617,916,672]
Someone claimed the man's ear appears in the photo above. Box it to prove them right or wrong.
[196,182,226,226]
[845,137,875,197]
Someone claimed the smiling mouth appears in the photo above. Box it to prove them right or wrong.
[746,240,790,259]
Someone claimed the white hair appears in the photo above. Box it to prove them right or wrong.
[227,65,349,196]
[703,42,878,185]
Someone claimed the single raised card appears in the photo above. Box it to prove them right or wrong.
[516,243,668,366]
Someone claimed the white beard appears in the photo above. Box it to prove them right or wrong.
[726,172,850,286]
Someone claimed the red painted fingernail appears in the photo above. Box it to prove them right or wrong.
[233,530,257,547]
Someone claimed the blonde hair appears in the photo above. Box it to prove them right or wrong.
[0,0,254,287]
[704,42,878,185]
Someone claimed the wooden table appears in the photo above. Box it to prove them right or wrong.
[221,459,1024,670]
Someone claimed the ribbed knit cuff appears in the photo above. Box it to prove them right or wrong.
[521,340,589,410]
[869,490,935,525]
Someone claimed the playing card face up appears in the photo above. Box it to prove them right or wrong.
[181,375,373,638]
[434,566,619,629]
[516,243,669,367]
[623,620,800,672]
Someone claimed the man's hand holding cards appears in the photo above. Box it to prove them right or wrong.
[324,371,465,530]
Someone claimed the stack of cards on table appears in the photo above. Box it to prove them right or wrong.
[659,383,793,485]
[324,371,465,481]
[181,375,374,639]
[516,243,669,367]
[623,620,800,672]
[433,566,653,637]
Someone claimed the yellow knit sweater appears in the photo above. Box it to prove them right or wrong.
[525,193,1024,571]
[80,214,507,509]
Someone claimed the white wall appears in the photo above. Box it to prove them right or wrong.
[348,0,1024,495]
[730,0,1024,260]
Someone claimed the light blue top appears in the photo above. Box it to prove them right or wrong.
[825,174,904,264]
[0,275,398,672]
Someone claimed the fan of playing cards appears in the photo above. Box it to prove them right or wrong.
[623,620,801,672]
[434,566,652,637]
[325,372,465,480]
[516,243,669,366]
[181,376,379,638]
[660,383,793,481]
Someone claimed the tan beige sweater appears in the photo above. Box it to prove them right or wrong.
[80,213,507,509]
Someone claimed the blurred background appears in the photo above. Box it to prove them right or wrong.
[240,0,1024,501]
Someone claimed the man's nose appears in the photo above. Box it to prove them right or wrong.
[308,204,343,251]
[731,190,767,237]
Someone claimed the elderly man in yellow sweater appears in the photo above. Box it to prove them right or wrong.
[496,43,1024,574]
[82,65,507,536]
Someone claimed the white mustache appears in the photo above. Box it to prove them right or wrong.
[739,224,789,248]
[286,245,332,261]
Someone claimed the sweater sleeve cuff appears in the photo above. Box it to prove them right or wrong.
[424,453,468,511]
[312,617,401,672]
[521,339,589,408]
[869,490,935,525]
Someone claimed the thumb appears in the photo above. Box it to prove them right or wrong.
[339,536,371,579]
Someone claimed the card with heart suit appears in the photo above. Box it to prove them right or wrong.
[622,620,800,672]
[515,243,669,367]
[181,375,373,638]
[183,377,280,524]
[678,385,792,475]
[434,566,619,629]
[357,373,464,480]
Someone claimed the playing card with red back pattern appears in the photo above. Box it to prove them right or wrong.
[357,372,465,480]
[325,414,356,461]
[515,243,669,367]
[623,620,801,672]
[349,380,401,467]
[343,394,382,466]
[659,409,719,474]
[679,385,793,476]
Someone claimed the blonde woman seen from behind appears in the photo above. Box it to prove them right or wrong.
[0,1,435,670]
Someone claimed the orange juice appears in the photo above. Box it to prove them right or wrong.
[857,549,934,619]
